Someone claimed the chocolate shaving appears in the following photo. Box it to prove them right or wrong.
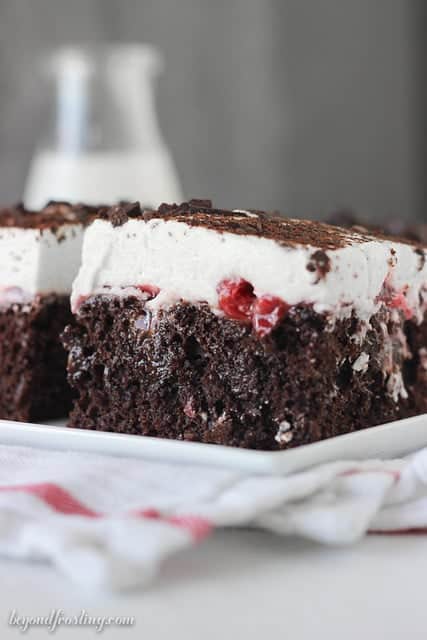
[327,211,427,249]
[306,250,331,282]
[415,248,426,271]
[0,201,100,232]
[93,198,376,250]
[188,198,212,209]
[103,202,143,227]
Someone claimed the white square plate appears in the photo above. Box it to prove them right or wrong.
[0,414,426,475]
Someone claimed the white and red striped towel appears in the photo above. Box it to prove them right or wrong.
[0,442,427,591]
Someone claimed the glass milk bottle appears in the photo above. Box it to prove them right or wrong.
[24,44,183,208]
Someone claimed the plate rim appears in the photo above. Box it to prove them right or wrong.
[0,413,426,475]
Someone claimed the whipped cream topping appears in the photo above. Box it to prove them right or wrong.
[71,216,427,324]
[0,225,85,304]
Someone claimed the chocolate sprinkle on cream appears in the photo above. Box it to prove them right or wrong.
[306,249,331,282]
[98,199,380,251]
[0,202,99,232]
[415,248,426,271]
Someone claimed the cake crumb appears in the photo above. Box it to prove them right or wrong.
[418,347,427,371]
[275,420,293,444]
[387,371,408,402]
[183,398,196,419]
[352,352,370,373]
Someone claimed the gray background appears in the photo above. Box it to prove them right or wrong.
[0,0,425,220]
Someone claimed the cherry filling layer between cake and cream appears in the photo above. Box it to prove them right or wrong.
[65,200,427,450]
[71,204,427,329]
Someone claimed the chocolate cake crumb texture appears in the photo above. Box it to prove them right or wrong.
[63,296,427,450]
[0,295,74,421]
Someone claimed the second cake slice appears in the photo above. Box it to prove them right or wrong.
[0,202,97,421]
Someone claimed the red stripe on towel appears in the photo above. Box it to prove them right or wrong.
[0,483,212,540]
[339,468,401,482]
[133,508,212,541]
[0,483,100,517]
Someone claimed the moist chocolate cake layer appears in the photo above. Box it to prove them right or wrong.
[63,296,426,450]
[0,295,74,421]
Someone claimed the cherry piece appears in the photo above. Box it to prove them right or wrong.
[217,278,255,321]
[387,291,413,320]
[252,295,289,337]
[377,278,414,321]
[136,284,160,299]
[73,294,89,312]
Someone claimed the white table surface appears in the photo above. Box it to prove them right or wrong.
[0,530,426,639]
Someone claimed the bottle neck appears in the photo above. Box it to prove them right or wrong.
[43,46,164,153]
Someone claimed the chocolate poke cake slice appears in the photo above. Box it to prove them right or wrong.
[63,199,427,450]
[0,202,97,422]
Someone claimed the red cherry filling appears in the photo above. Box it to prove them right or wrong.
[377,279,413,320]
[73,294,90,312]
[136,284,160,299]
[387,291,413,320]
[252,295,289,337]
[217,278,289,336]
[217,279,255,321]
